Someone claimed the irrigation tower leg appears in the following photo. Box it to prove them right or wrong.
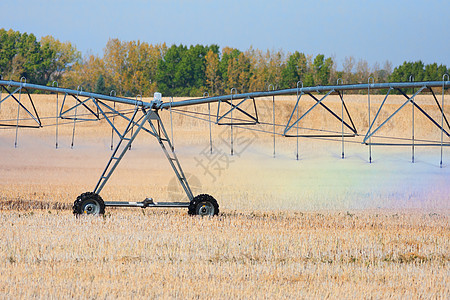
[144,109,194,201]
[92,108,194,202]
[93,108,152,194]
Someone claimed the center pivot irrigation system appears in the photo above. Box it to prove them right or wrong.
[0,76,449,216]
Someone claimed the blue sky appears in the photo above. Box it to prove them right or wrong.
[2,0,449,69]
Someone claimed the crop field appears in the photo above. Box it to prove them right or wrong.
[0,94,449,298]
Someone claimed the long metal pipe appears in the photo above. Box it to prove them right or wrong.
[2,79,450,111]
[0,80,153,108]
[160,81,450,109]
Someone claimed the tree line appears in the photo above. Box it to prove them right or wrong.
[1,29,448,97]
[0,29,80,86]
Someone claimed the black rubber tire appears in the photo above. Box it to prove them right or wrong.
[73,192,105,216]
[188,194,219,216]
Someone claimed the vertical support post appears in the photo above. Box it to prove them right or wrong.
[71,107,77,149]
[268,84,275,158]
[230,88,237,156]
[72,86,82,149]
[410,75,415,163]
[368,77,374,163]
[441,74,449,168]
[110,90,116,150]
[337,78,344,159]
[204,92,212,154]
[296,81,303,160]
[53,81,59,149]
[170,96,174,151]
[129,95,142,150]
[15,77,26,148]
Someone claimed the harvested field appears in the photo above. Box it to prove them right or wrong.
[0,210,448,298]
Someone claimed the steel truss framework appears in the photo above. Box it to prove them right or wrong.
[0,78,449,213]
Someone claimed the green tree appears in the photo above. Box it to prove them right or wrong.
[389,61,426,82]
[156,44,218,96]
[0,29,81,87]
[0,29,46,84]
[389,61,448,93]
[424,63,448,81]
[312,54,333,86]
[280,51,310,88]
[95,74,107,94]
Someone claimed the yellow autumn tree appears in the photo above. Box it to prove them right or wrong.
[205,49,219,95]
[61,54,104,91]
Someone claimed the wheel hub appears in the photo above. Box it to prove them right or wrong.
[197,201,214,216]
[83,201,100,215]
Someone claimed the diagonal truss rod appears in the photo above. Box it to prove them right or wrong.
[337,90,357,134]
[0,85,42,127]
[283,90,357,137]
[363,86,450,144]
[93,99,156,138]
[364,87,426,143]
[60,94,99,120]
[429,88,450,130]
[396,88,450,137]
[216,97,259,125]
[283,90,334,134]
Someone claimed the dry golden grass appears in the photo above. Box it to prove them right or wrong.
[0,210,448,298]
[0,94,449,298]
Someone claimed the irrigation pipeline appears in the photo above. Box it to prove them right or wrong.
[3,77,449,217]
[1,79,449,110]
[0,80,153,108]
[160,81,450,109]
[1,79,450,147]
